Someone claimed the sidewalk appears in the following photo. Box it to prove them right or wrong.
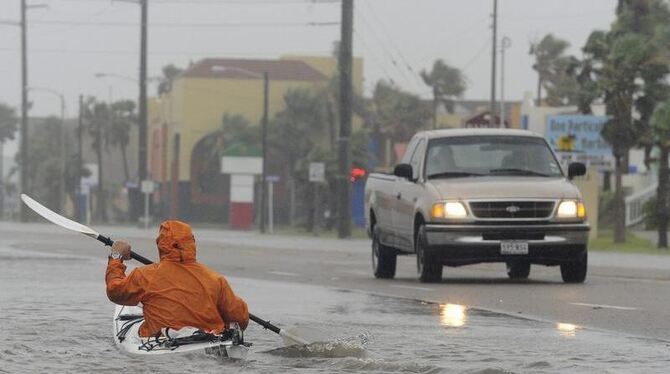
[5,221,670,277]
[0,221,371,254]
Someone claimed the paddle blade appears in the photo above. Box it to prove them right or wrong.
[20,194,99,238]
[279,329,311,346]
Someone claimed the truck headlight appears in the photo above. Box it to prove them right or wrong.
[556,200,586,219]
[432,201,468,219]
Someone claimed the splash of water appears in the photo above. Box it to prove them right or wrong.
[264,332,372,358]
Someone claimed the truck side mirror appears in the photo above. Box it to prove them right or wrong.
[567,162,586,180]
[393,163,413,180]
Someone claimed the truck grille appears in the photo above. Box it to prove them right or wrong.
[469,201,555,219]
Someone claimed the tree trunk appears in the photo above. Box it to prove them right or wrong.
[287,158,296,228]
[96,128,107,223]
[536,75,542,106]
[614,154,626,243]
[657,146,669,248]
[289,176,296,228]
[326,98,336,152]
[0,140,4,218]
[121,144,130,183]
[432,87,438,130]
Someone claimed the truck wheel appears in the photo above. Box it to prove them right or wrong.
[372,227,396,279]
[560,251,587,283]
[416,225,442,283]
[506,261,531,279]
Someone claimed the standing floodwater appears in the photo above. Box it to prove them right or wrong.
[1,242,670,373]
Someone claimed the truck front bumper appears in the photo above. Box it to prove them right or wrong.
[424,223,589,266]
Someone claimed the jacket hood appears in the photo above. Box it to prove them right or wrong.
[156,220,197,263]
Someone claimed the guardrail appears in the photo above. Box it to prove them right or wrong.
[625,182,658,227]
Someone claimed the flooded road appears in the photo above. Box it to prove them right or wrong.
[2,242,670,373]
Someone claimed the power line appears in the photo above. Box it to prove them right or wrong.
[417,16,489,65]
[351,29,395,86]
[353,3,414,88]
[150,0,339,3]
[61,0,339,4]
[358,1,424,88]
[0,46,331,57]
[462,39,491,72]
[17,19,339,28]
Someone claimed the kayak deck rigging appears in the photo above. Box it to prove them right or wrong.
[113,305,251,358]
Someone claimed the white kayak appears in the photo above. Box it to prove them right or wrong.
[113,304,251,359]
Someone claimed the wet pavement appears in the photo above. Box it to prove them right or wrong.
[2,232,670,373]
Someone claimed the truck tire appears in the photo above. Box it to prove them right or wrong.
[506,261,531,279]
[560,251,587,283]
[416,225,442,283]
[372,227,396,279]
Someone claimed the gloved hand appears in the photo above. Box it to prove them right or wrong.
[111,240,132,261]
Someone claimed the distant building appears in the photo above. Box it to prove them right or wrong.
[148,55,364,223]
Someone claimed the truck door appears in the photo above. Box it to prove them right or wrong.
[393,138,426,252]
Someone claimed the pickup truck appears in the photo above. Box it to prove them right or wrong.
[364,129,590,283]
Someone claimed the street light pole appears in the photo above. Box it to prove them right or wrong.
[18,0,48,222]
[500,36,511,128]
[138,0,149,217]
[260,72,269,233]
[77,95,84,221]
[20,0,28,221]
[489,0,498,127]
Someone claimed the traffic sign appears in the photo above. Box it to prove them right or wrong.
[309,162,325,183]
[266,175,281,183]
[141,180,155,194]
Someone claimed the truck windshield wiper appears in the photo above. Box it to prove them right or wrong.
[427,171,485,179]
[488,168,550,177]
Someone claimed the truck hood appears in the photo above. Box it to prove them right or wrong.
[429,176,581,200]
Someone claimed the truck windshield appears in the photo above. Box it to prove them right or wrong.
[425,136,563,179]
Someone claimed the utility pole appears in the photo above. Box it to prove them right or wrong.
[0,140,4,219]
[137,0,148,219]
[337,0,353,239]
[76,95,83,221]
[59,95,66,214]
[20,0,28,221]
[489,0,497,127]
[260,72,269,234]
[500,36,511,128]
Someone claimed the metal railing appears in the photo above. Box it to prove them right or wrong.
[625,182,658,227]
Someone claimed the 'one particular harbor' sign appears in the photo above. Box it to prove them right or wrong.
[545,115,613,171]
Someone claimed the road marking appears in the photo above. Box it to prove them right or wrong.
[267,271,300,277]
[390,285,434,292]
[570,302,638,311]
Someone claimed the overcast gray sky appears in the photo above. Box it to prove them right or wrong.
[0,0,617,118]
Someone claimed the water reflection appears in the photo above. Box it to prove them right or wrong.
[556,323,578,337]
[439,303,467,327]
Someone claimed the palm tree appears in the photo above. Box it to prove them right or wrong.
[157,64,184,96]
[371,80,431,143]
[109,100,136,182]
[420,59,466,129]
[530,34,570,106]
[85,99,111,223]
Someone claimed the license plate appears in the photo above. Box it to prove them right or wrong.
[501,241,529,255]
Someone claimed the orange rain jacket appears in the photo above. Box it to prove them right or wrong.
[105,220,249,337]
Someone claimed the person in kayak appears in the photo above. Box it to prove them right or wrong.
[105,220,249,337]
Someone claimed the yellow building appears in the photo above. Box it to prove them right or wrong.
[148,56,361,221]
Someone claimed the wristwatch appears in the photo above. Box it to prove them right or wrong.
[110,251,123,260]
